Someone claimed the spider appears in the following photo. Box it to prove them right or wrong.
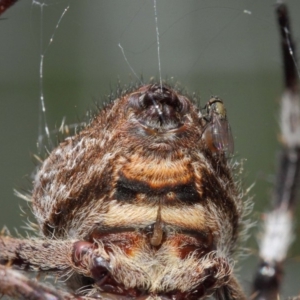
[0,0,300,298]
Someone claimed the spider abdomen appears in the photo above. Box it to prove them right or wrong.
[32,84,243,298]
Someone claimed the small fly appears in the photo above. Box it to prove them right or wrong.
[203,97,234,156]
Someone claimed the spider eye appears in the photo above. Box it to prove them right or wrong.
[202,98,234,156]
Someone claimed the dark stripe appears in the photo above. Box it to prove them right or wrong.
[44,165,114,237]
[114,174,201,205]
[200,168,239,242]
[87,225,137,241]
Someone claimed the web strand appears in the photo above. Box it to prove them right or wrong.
[153,0,162,91]
[32,0,70,153]
[118,43,143,84]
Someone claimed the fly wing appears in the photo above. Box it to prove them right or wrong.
[207,115,234,156]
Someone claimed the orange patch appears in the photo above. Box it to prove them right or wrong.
[122,153,195,188]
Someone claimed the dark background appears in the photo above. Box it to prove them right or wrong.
[0,0,299,297]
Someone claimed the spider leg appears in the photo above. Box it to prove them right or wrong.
[252,2,300,299]
[0,236,76,272]
[215,276,247,300]
[0,236,113,299]
[0,264,87,300]
[0,0,19,17]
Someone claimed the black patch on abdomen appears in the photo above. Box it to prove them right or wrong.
[114,174,201,205]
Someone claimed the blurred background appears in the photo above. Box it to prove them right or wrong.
[0,0,299,297]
